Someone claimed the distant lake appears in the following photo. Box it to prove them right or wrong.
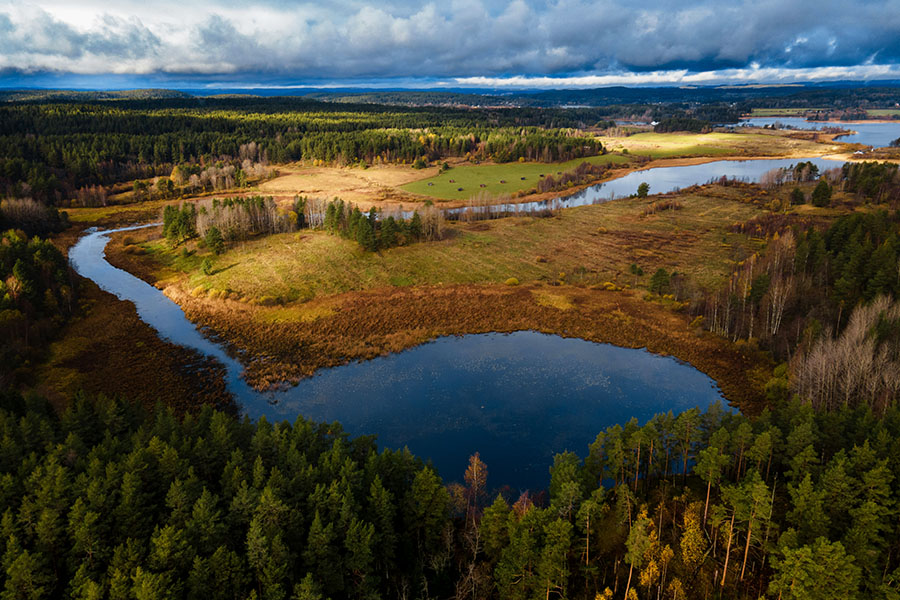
[451,156,845,217]
[741,117,900,148]
[72,228,724,490]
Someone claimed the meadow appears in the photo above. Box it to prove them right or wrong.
[124,184,765,304]
[399,154,631,200]
[867,109,900,117]
[596,130,835,159]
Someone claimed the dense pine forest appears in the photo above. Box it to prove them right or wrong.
[2,390,900,599]
[0,228,75,389]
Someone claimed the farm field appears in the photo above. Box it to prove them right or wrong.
[400,154,631,200]
[867,109,900,117]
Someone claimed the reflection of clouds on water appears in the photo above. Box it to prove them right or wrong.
[227,331,725,488]
[73,224,729,491]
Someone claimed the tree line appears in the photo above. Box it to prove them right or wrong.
[0,100,603,204]
[322,199,444,251]
[692,162,900,414]
[163,196,444,254]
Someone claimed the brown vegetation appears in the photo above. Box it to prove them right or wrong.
[641,199,683,217]
[34,279,234,413]
[163,282,770,411]
[792,296,900,413]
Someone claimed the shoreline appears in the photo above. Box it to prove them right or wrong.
[96,194,773,413]
[161,280,772,413]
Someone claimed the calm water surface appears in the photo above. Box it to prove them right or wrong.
[71,225,723,489]
[740,117,900,148]
[453,156,845,216]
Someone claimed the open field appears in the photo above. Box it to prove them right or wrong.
[254,162,439,208]
[867,109,900,117]
[749,107,827,116]
[119,184,766,304]
[597,130,838,159]
[400,154,631,200]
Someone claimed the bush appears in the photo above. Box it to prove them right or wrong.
[201,258,213,276]
[636,182,650,198]
[504,277,519,286]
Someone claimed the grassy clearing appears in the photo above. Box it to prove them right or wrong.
[400,154,631,200]
[597,131,830,159]
[65,198,171,225]
[131,185,765,306]
[254,163,438,207]
[867,109,900,118]
[749,108,827,116]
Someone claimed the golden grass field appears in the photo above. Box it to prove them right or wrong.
[129,184,765,305]
[596,130,840,159]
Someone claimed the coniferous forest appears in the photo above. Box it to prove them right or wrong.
[3,390,900,599]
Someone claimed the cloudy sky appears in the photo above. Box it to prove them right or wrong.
[2,0,900,89]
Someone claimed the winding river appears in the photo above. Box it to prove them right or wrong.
[72,152,865,488]
[71,225,725,489]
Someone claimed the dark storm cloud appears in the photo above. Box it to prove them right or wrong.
[1,0,900,83]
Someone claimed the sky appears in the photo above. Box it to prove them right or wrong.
[2,0,900,89]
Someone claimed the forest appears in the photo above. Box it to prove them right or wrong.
[0,228,75,389]
[683,162,900,413]
[2,387,900,599]
[0,100,603,204]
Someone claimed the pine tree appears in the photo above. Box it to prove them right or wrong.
[624,509,653,600]
[205,226,225,255]
[769,537,861,600]
[787,474,830,543]
[811,179,832,207]
[537,519,572,600]
[408,212,423,241]
[355,218,376,252]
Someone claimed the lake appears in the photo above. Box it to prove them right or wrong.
[740,117,900,148]
[71,226,723,490]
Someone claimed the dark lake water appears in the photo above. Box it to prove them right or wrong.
[740,117,900,148]
[71,225,723,490]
